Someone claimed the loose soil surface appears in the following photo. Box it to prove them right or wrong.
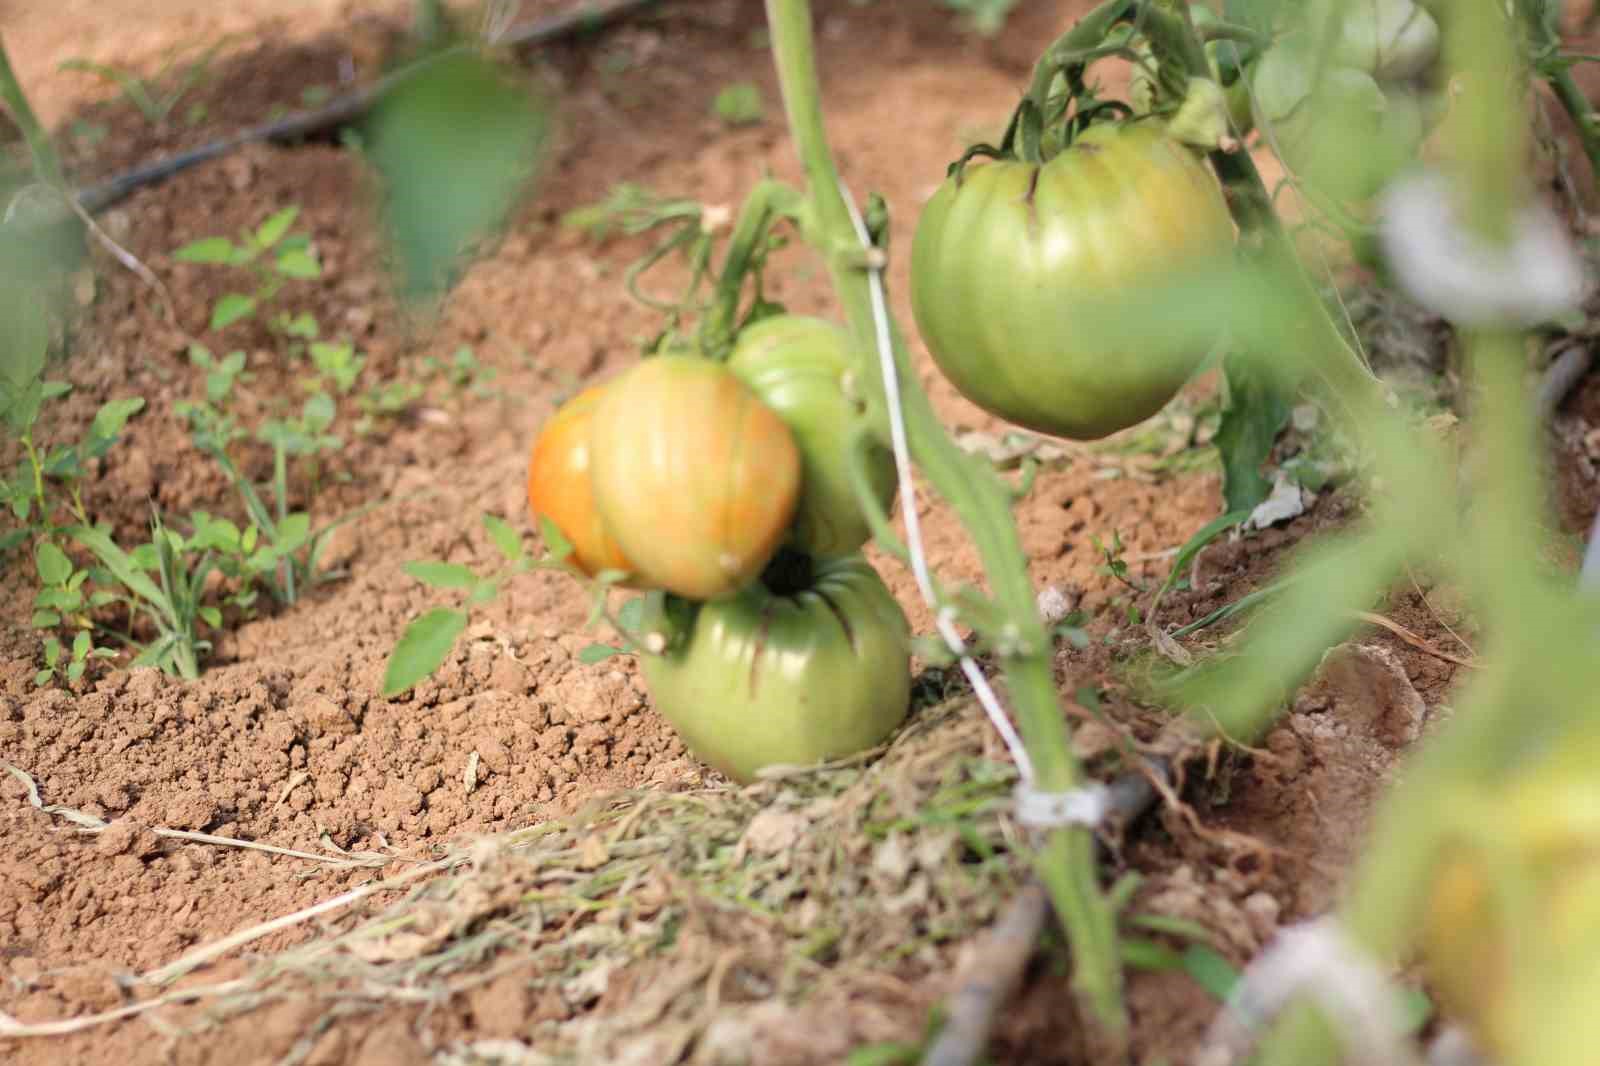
[2,2,1597,1065]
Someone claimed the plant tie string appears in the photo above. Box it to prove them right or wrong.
[834,175,1107,831]
[1194,917,1423,1066]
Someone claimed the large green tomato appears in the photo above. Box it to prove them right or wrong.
[1251,42,1431,204]
[726,315,897,559]
[910,122,1236,441]
[638,554,911,783]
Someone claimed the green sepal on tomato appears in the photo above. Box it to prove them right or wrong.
[726,314,897,559]
[638,551,911,783]
[910,121,1236,441]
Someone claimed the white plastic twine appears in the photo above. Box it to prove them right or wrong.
[1379,169,1589,330]
[1194,918,1424,1066]
[834,177,1110,831]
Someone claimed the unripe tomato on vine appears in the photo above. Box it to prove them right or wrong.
[637,550,911,782]
[526,386,637,582]
[587,354,803,601]
[910,119,1236,441]
[726,314,897,560]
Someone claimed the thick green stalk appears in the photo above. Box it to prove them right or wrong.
[763,0,1126,1037]
[0,35,64,189]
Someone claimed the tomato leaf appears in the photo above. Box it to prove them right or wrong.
[482,513,523,562]
[361,50,550,302]
[403,560,477,588]
[1214,352,1291,515]
[538,515,573,561]
[578,643,625,664]
[383,607,468,696]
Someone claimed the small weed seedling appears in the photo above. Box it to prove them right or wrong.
[712,82,765,126]
[58,35,233,126]
[172,205,322,332]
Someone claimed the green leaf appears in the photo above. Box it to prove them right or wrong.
[1157,510,1250,600]
[71,629,91,661]
[35,540,73,585]
[41,380,72,400]
[34,587,83,611]
[403,560,478,588]
[578,643,625,664]
[210,293,258,330]
[281,311,320,339]
[361,50,550,302]
[31,610,61,628]
[468,578,502,607]
[198,605,223,628]
[482,513,523,562]
[538,514,573,560]
[275,513,311,553]
[88,396,146,445]
[1179,945,1241,1002]
[275,247,322,280]
[66,525,167,606]
[1214,352,1292,515]
[173,236,239,263]
[43,636,62,665]
[65,660,85,681]
[617,594,646,634]
[34,669,53,687]
[254,206,299,249]
[301,390,337,433]
[383,607,469,696]
[0,528,28,555]
[1119,937,1187,973]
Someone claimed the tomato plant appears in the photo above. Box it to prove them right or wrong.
[910,121,1236,441]
[526,385,635,581]
[726,314,897,559]
[1249,0,1442,204]
[638,552,910,782]
[588,354,801,601]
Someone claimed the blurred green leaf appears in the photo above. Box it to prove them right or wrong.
[254,206,298,248]
[483,513,523,562]
[383,606,468,696]
[404,560,477,588]
[274,247,321,280]
[362,50,550,302]
[35,540,72,585]
[1215,352,1292,515]
[173,236,238,263]
[210,293,257,330]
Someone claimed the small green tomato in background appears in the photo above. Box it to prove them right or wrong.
[639,552,911,783]
[910,121,1236,441]
[727,314,897,559]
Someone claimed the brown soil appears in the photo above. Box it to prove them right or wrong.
[1,2,1596,1065]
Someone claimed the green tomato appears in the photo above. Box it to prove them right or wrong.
[1305,0,1440,83]
[639,554,911,783]
[1252,44,1427,204]
[726,315,897,559]
[910,122,1236,441]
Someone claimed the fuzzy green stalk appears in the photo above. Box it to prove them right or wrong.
[0,35,64,189]
[763,0,1126,1038]
[1256,3,1549,1062]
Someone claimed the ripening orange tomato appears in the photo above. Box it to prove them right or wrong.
[589,355,801,600]
[526,386,636,580]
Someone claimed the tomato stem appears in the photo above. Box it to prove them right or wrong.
[765,0,1128,1040]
